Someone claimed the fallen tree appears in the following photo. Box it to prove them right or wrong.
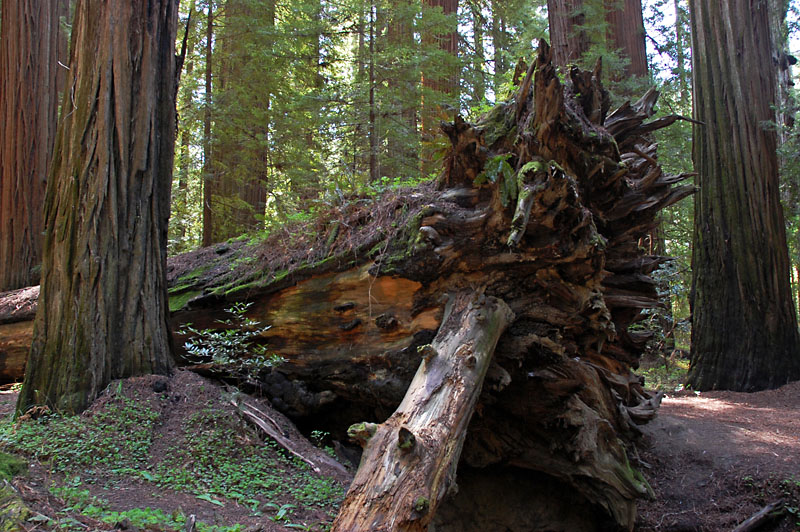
[1,41,692,530]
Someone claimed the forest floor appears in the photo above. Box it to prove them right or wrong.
[0,370,353,531]
[635,376,800,532]
[0,367,797,531]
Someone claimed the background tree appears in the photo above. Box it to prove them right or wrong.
[0,0,67,291]
[17,0,179,415]
[687,0,800,391]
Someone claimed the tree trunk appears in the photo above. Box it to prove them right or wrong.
[176,0,198,242]
[673,0,689,108]
[471,3,486,104]
[422,0,459,138]
[385,0,420,178]
[16,0,178,415]
[547,0,588,67]
[369,1,379,183]
[490,0,507,96]
[202,1,215,247]
[604,0,648,78]
[0,0,65,291]
[333,293,514,531]
[688,0,800,391]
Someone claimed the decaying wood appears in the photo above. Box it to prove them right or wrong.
[232,397,350,478]
[0,40,693,530]
[333,293,514,531]
[732,501,785,532]
[0,286,38,382]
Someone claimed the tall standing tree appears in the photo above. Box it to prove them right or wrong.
[421,0,459,136]
[17,0,179,415]
[547,0,588,66]
[604,0,647,78]
[202,0,215,247]
[688,0,800,391]
[0,0,65,291]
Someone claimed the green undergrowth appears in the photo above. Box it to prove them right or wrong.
[0,383,344,530]
[742,474,800,529]
[636,355,690,393]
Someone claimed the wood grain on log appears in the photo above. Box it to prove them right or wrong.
[332,293,514,531]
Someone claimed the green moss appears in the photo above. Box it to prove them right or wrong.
[0,484,31,530]
[0,452,26,481]
[169,290,202,312]
[174,264,214,286]
[613,456,654,498]
[478,102,515,147]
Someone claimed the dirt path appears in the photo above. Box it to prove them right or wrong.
[636,381,800,531]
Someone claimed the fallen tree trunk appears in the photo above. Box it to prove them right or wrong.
[333,293,514,531]
[0,40,692,530]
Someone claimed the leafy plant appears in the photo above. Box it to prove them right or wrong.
[179,302,285,376]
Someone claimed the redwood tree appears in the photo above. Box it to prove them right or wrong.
[688,0,800,391]
[604,0,647,78]
[0,1,65,291]
[547,0,588,67]
[17,0,178,415]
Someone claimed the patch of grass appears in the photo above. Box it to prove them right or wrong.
[0,393,158,479]
[0,379,345,530]
[637,356,690,392]
[151,408,345,509]
[0,451,27,481]
[47,477,244,531]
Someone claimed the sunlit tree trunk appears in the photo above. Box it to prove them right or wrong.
[674,0,689,108]
[688,0,800,391]
[490,0,507,96]
[176,0,198,241]
[422,0,459,137]
[17,0,178,415]
[0,0,65,291]
[471,2,486,104]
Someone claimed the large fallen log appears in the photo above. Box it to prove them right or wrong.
[0,41,691,530]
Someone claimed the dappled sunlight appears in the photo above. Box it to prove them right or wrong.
[656,387,800,469]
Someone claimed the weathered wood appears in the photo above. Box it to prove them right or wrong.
[332,293,514,531]
[732,501,785,532]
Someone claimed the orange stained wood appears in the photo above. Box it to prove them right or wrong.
[249,265,442,362]
[0,320,32,382]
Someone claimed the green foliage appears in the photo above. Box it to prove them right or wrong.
[637,356,689,393]
[0,394,158,477]
[149,407,344,509]
[475,153,518,207]
[170,0,554,250]
[179,302,285,376]
[0,451,26,481]
[0,379,345,529]
[46,478,244,531]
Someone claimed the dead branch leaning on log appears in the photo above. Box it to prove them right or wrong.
[332,293,514,532]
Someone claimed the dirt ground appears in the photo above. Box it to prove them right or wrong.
[1,372,799,531]
[635,380,800,532]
